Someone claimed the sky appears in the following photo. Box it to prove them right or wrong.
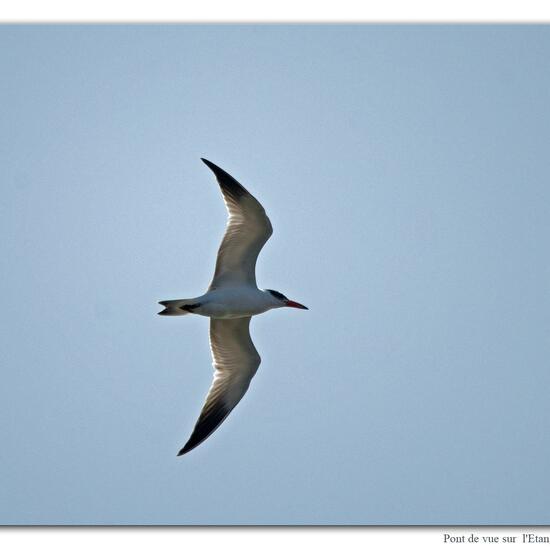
[1,25,549,525]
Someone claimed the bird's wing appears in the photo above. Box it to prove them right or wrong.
[201,158,273,290]
[177,316,261,456]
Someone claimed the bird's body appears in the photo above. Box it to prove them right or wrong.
[160,287,281,319]
[159,159,307,456]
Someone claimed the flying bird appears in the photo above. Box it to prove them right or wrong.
[159,158,308,456]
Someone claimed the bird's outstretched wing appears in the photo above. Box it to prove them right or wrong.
[201,158,273,290]
[177,316,261,456]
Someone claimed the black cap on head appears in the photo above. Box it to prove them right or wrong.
[266,289,288,301]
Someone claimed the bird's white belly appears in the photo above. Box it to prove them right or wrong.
[196,288,270,319]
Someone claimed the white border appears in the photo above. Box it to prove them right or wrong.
[1,0,550,22]
[2,527,550,550]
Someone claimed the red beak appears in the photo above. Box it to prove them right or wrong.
[285,300,308,310]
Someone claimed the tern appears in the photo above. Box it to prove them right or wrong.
[159,158,308,456]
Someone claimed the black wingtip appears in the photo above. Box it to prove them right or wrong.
[201,157,216,169]
[200,158,249,201]
[201,158,224,177]
[177,443,193,457]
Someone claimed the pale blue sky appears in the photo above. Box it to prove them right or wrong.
[1,25,549,525]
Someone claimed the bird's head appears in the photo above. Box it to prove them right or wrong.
[265,289,308,310]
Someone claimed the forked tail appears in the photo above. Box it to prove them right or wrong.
[158,299,197,316]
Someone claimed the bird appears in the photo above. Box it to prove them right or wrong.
[159,158,308,456]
